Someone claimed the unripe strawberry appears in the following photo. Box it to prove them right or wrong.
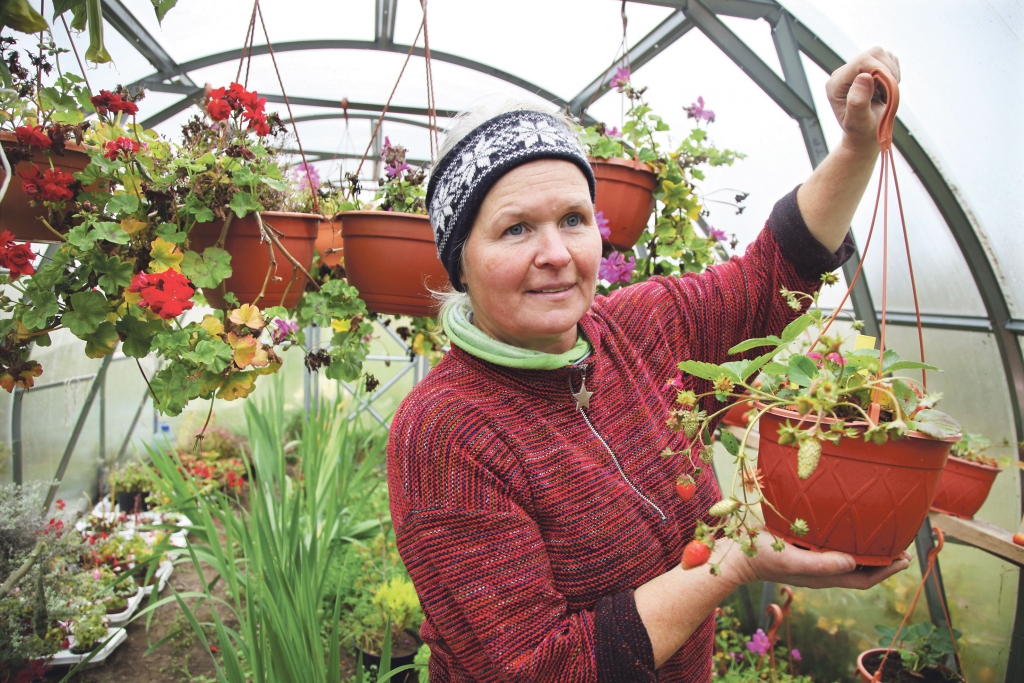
[708,499,739,517]
[675,475,697,502]
[681,410,702,439]
[797,437,822,479]
[681,540,712,570]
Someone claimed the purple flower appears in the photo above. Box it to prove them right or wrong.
[598,251,636,284]
[382,136,393,154]
[791,648,802,662]
[595,210,611,240]
[385,161,410,178]
[605,126,620,138]
[610,66,631,92]
[746,629,771,657]
[707,225,727,242]
[290,162,321,192]
[684,96,716,123]
[270,318,298,344]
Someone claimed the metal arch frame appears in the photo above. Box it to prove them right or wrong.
[69,1,1023,677]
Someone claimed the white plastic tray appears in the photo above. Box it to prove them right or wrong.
[50,627,127,668]
[105,587,144,628]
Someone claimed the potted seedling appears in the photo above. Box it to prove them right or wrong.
[931,432,1022,519]
[350,576,423,683]
[858,623,963,683]
[107,461,153,513]
[670,275,961,568]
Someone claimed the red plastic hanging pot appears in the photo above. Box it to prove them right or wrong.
[316,213,344,268]
[0,132,91,243]
[189,211,319,310]
[590,157,657,250]
[930,455,1000,519]
[758,405,955,566]
[339,210,448,317]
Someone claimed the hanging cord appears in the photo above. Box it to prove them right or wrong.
[419,0,440,163]
[890,148,927,389]
[762,603,784,682]
[236,1,258,85]
[60,14,92,96]
[353,21,424,181]
[255,1,319,214]
[780,586,795,672]
[871,527,965,682]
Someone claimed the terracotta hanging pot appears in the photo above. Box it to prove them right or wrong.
[721,393,754,428]
[930,455,1000,519]
[189,211,319,310]
[855,648,962,683]
[757,405,956,566]
[315,213,344,268]
[339,210,448,317]
[0,132,91,243]
[590,156,657,251]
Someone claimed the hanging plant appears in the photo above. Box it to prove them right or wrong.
[579,67,746,289]
[930,431,1022,519]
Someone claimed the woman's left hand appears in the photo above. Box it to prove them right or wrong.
[825,46,901,153]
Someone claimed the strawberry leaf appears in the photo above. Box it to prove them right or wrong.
[780,314,813,343]
[720,430,740,457]
[787,354,818,387]
[727,335,783,355]
[908,409,961,440]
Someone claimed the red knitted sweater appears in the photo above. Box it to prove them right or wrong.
[388,189,853,682]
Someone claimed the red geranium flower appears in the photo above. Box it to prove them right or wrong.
[207,97,232,121]
[19,165,75,202]
[2,242,37,278]
[55,499,65,510]
[15,125,51,149]
[91,89,139,116]
[127,270,195,319]
[242,108,271,137]
[103,137,141,160]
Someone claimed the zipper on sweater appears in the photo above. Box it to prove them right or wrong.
[570,369,667,521]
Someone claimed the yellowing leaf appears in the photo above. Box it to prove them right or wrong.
[148,237,183,273]
[329,318,351,333]
[227,331,258,368]
[123,289,142,308]
[250,345,269,368]
[120,217,148,236]
[217,371,257,401]
[229,303,265,330]
[200,314,225,337]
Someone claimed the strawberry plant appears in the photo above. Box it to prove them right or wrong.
[873,622,962,679]
[668,275,962,567]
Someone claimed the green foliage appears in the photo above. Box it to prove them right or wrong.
[875,622,962,674]
[106,459,154,493]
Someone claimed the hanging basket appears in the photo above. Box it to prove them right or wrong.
[721,393,754,427]
[590,157,657,250]
[757,405,955,566]
[0,132,91,243]
[189,211,319,310]
[316,213,344,268]
[339,211,448,317]
[930,455,1000,519]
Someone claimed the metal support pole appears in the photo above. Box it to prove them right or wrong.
[99,370,106,464]
[42,355,113,512]
[116,387,152,464]
[11,387,24,485]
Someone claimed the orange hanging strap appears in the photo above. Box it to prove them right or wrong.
[764,603,784,682]
[780,586,795,671]
[871,527,965,682]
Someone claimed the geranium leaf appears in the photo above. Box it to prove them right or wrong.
[228,191,264,219]
[184,193,214,223]
[62,290,109,336]
[727,335,783,355]
[155,222,187,243]
[182,247,233,289]
[217,371,258,401]
[106,193,140,215]
[94,254,134,294]
[84,321,119,358]
[20,291,58,330]
[908,409,962,440]
[184,338,233,373]
[91,221,130,245]
[787,354,818,387]
[116,315,161,358]
[152,328,191,358]
[149,237,184,273]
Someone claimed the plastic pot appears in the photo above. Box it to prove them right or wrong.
[590,157,657,250]
[0,132,91,243]
[316,213,344,268]
[757,405,957,566]
[354,629,421,683]
[930,455,1000,519]
[189,211,319,309]
[856,649,961,683]
[856,649,888,683]
[340,211,448,317]
[721,394,754,428]
[115,491,151,513]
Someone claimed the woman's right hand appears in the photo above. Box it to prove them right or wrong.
[720,531,912,591]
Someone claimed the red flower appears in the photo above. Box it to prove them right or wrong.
[103,137,141,160]
[15,125,51,149]
[3,242,37,278]
[207,97,232,121]
[242,108,271,137]
[128,270,195,319]
[91,89,139,116]
[55,499,65,510]
[18,165,75,202]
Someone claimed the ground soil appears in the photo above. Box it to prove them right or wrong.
[861,652,963,683]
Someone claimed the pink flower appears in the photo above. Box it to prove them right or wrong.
[610,66,631,92]
[605,126,620,138]
[385,161,410,178]
[595,210,611,240]
[92,569,102,580]
[827,352,846,365]
[382,136,392,154]
[665,373,683,390]
[791,648,802,662]
[708,225,727,242]
[746,628,770,656]
[270,318,298,344]
[807,352,823,363]
[290,162,320,192]
[599,251,636,284]
[684,96,716,123]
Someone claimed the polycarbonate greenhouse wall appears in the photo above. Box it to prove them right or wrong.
[2,0,1020,680]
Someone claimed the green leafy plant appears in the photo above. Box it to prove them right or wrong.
[668,276,961,567]
[106,460,153,494]
[711,607,810,683]
[874,622,962,677]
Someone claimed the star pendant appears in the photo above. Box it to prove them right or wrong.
[572,378,594,410]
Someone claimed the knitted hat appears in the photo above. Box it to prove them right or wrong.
[426,110,596,291]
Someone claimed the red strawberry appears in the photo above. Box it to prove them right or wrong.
[681,540,712,570]
[1013,532,1024,547]
[675,475,697,502]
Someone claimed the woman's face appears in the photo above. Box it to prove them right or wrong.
[461,159,602,354]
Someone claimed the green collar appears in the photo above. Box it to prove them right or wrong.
[442,299,591,370]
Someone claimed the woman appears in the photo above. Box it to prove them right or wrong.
[388,48,907,682]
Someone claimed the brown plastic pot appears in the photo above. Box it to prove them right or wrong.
[189,211,319,310]
[0,132,91,243]
[930,455,1000,519]
[315,214,344,268]
[757,405,957,566]
[590,156,657,250]
[340,210,448,317]
[856,649,887,683]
